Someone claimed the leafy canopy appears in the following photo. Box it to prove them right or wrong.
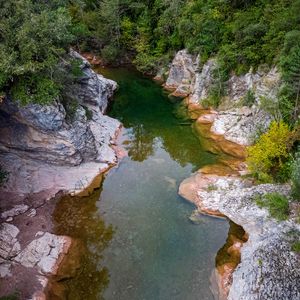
[0,0,74,104]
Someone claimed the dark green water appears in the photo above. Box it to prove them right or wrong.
[54,68,230,300]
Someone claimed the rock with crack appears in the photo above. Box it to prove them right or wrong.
[198,178,300,300]
[14,232,72,276]
[0,223,21,277]
[210,107,272,146]
[164,49,200,97]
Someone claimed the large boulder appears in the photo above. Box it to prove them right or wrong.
[0,51,120,166]
[69,49,117,113]
[164,49,200,97]
[210,107,272,146]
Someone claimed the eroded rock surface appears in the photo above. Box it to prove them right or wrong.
[165,49,280,147]
[164,49,199,97]
[210,107,272,146]
[180,173,300,300]
[0,51,121,298]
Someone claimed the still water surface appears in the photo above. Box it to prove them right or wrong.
[54,68,230,300]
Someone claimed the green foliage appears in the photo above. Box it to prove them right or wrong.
[62,98,79,122]
[83,106,93,120]
[101,45,120,64]
[0,0,75,104]
[67,0,300,76]
[247,121,292,182]
[0,291,19,300]
[259,96,282,122]
[291,148,300,201]
[242,90,256,107]
[279,42,300,123]
[292,241,300,253]
[255,192,290,221]
[0,165,9,186]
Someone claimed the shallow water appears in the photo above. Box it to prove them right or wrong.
[54,68,231,300]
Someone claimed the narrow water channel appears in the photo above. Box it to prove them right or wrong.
[54,68,230,300]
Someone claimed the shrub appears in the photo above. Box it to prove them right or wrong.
[292,241,300,253]
[101,45,120,64]
[242,89,256,107]
[255,192,290,221]
[247,121,292,182]
[291,148,300,201]
[0,166,9,186]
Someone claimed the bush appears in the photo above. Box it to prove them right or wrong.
[291,148,300,201]
[292,241,300,253]
[247,121,292,182]
[242,89,256,107]
[0,166,9,186]
[255,192,290,221]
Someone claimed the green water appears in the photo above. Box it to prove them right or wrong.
[54,68,230,300]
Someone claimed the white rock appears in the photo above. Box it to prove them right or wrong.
[15,232,71,275]
[1,204,29,219]
[198,178,300,300]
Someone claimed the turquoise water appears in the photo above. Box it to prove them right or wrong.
[54,68,230,300]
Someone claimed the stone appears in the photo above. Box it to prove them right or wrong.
[189,210,204,224]
[210,107,272,146]
[15,232,72,275]
[0,223,20,278]
[164,50,199,97]
[189,59,217,104]
[69,49,117,113]
[0,50,120,167]
[1,204,29,219]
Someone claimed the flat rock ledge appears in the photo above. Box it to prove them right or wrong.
[180,174,300,300]
[0,50,123,299]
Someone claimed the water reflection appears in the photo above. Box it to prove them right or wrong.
[53,188,114,299]
[125,125,155,161]
[53,67,229,300]
[103,67,216,169]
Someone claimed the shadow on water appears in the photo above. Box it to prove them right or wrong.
[52,67,243,300]
[52,187,113,299]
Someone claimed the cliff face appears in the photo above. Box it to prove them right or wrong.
[0,51,121,299]
[163,50,280,146]
[197,178,300,300]
[0,51,121,204]
[165,50,300,300]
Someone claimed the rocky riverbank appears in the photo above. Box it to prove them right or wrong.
[162,49,300,299]
[0,51,122,299]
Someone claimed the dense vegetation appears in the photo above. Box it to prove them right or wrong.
[1,1,300,194]
[1,0,300,104]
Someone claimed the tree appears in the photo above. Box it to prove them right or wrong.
[280,45,300,123]
[0,0,74,104]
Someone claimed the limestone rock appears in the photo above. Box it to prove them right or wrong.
[0,223,20,261]
[197,178,300,300]
[164,50,199,97]
[189,59,217,104]
[226,67,280,106]
[69,49,117,113]
[15,232,71,275]
[1,204,29,219]
[0,51,120,167]
[210,107,272,146]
